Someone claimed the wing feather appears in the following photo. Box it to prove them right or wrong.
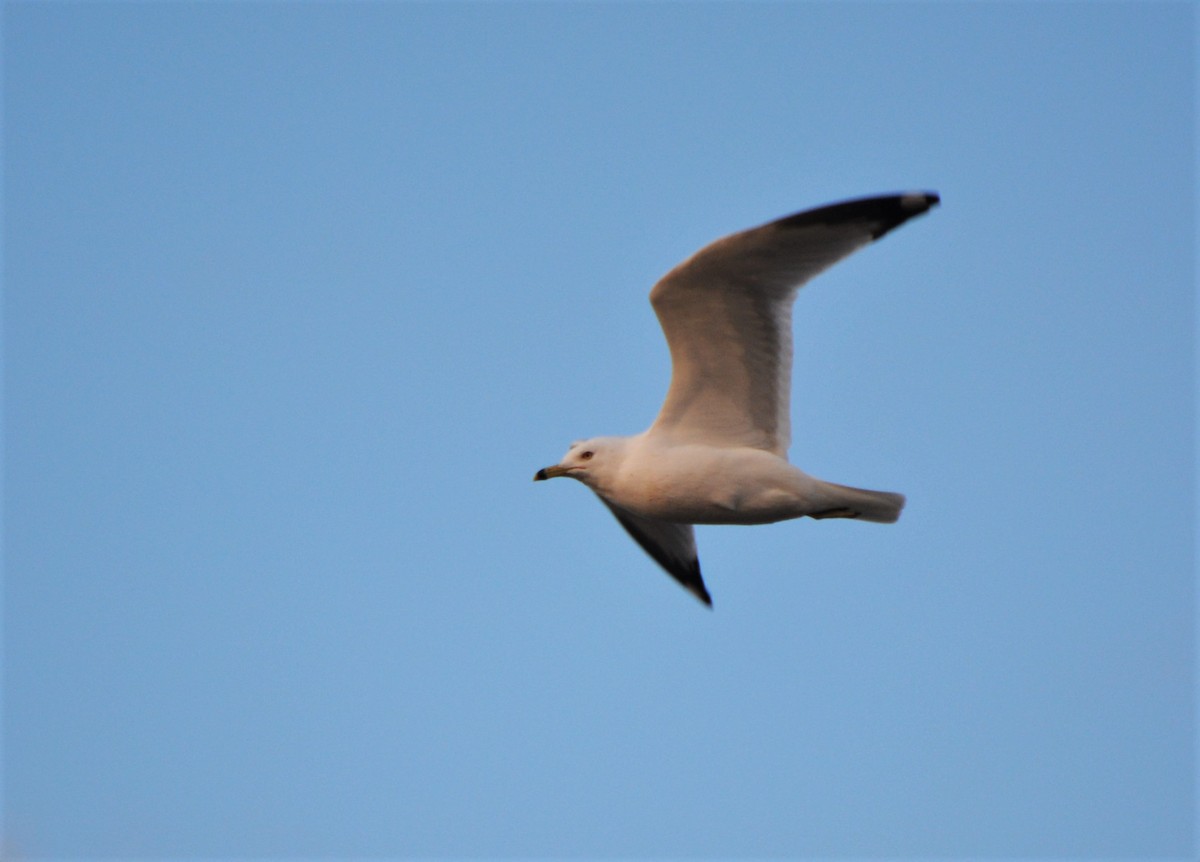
[648,192,939,456]
[600,500,711,607]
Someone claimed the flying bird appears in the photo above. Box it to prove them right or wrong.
[535,192,939,606]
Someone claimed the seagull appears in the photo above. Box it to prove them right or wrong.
[535,192,939,607]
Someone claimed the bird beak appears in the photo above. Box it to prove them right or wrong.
[534,464,571,481]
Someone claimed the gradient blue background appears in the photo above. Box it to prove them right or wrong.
[3,2,1194,858]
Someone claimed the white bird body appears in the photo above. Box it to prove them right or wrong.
[535,192,939,606]
[584,434,893,527]
[614,438,815,525]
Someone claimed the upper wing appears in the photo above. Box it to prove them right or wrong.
[600,499,711,607]
[647,192,939,456]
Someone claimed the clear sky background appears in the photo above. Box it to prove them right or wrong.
[3,2,1194,858]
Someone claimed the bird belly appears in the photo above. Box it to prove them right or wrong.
[608,446,819,526]
[691,481,812,525]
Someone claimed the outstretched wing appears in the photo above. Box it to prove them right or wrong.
[647,192,939,457]
[600,500,711,607]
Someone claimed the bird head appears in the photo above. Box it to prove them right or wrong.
[534,438,619,489]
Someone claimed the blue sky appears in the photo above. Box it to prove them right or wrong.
[3,2,1194,858]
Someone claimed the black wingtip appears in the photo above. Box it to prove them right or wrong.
[675,562,712,608]
[663,561,713,608]
[775,191,940,240]
[685,559,714,607]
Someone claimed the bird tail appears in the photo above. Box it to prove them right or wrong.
[810,481,906,524]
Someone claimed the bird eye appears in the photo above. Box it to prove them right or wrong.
[580,451,594,460]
